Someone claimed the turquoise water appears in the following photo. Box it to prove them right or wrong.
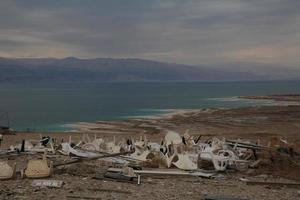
[0,80,300,131]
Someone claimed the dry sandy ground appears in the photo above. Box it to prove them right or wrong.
[1,172,299,200]
[1,95,300,199]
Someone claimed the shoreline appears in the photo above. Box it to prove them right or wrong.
[64,94,300,133]
[1,94,300,199]
[10,94,300,134]
[6,94,300,141]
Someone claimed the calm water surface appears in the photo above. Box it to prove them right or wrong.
[0,81,299,131]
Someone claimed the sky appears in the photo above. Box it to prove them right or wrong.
[0,0,300,67]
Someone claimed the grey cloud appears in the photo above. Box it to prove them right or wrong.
[0,0,300,67]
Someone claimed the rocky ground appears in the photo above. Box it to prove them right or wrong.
[1,95,300,199]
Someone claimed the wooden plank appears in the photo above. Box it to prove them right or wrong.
[107,168,215,178]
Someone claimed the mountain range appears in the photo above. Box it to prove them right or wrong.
[0,57,299,82]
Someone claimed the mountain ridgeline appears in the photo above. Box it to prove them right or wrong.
[0,57,269,82]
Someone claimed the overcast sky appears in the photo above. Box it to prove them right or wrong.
[0,0,300,67]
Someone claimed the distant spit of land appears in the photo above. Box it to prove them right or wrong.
[240,94,300,102]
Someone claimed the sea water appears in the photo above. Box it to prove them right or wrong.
[0,80,299,131]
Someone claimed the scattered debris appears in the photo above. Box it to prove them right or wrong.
[1,130,299,182]
[0,129,299,200]
[31,179,64,188]
[9,137,55,154]
[53,151,133,167]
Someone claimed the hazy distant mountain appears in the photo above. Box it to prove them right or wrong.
[211,62,300,81]
[0,57,293,82]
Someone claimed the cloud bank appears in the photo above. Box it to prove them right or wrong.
[0,0,300,67]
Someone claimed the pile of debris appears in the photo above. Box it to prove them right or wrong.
[0,131,299,184]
